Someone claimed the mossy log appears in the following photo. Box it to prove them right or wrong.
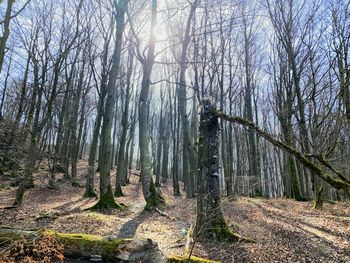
[0,226,164,262]
[167,255,220,263]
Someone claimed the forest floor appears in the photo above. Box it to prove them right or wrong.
[0,161,349,263]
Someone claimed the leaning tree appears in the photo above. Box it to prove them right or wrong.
[195,97,350,241]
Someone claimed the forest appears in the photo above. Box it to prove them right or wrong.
[0,0,349,262]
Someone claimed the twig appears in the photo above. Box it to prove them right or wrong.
[184,224,194,257]
[168,243,185,249]
[154,207,171,219]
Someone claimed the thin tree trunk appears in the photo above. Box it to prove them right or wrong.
[84,12,114,198]
[155,97,164,187]
[0,53,12,118]
[177,0,200,198]
[70,59,86,186]
[170,87,180,196]
[115,46,133,196]
[0,0,15,75]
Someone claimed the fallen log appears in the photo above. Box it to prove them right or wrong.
[0,226,165,262]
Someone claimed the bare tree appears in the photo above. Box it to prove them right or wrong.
[90,0,128,210]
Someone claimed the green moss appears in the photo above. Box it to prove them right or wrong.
[71,180,81,187]
[89,199,122,210]
[83,212,111,221]
[167,255,220,263]
[331,179,350,191]
[144,182,165,211]
[210,217,254,243]
[88,185,125,210]
[83,190,97,198]
[43,230,127,259]
[114,184,124,197]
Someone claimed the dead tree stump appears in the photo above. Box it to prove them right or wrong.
[195,98,249,242]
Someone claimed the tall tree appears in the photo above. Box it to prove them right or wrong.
[90,0,128,210]
[84,10,114,197]
[115,43,134,196]
[177,0,200,198]
[132,0,165,210]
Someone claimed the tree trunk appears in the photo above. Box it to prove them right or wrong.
[0,52,12,118]
[90,0,127,210]
[0,0,15,75]
[155,98,164,187]
[111,96,119,170]
[161,131,169,183]
[195,99,243,241]
[138,0,165,211]
[11,53,31,139]
[79,119,87,160]
[226,123,234,196]
[170,87,181,196]
[21,55,39,143]
[242,20,260,196]
[177,1,199,198]
[128,101,137,171]
[70,60,86,186]
[13,62,45,206]
[115,46,133,196]
[84,98,104,198]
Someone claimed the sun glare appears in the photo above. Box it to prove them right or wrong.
[153,23,168,41]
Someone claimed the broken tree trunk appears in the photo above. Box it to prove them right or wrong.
[195,99,248,242]
[0,227,164,262]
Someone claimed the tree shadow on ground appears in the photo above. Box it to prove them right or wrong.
[194,239,254,263]
[117,211,150,238]
[253,201,349,244]
[51,197,91,212]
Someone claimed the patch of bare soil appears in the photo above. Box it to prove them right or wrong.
[1,161,349,262]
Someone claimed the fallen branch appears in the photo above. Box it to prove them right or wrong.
[154,207,172,219]
[216,111,350,192]
[168,243,185,249]
[184,224,194,256]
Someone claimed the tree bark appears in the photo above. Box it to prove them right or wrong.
[0,0,15,75]
[70,59,86,186]
[115,45,133,196]
[155,97,164,187]
[195,99,243,241]
[177,0,200,198]
[137,0,165,210]
[91,0,127,210]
